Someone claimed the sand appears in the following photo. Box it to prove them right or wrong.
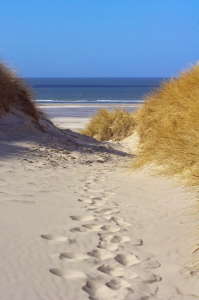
[0,106,199,300]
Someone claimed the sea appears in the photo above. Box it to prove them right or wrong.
[26,77,166,104]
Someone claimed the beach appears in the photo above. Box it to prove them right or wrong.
[39,103,140,130]
[1,0,199,297]
[0,104,198,300]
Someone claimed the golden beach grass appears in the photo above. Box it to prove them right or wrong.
[82,64,199,273]
[0,60,42,122]
[80,108,136,141]
[132,63,199,274]
[133,64,199,184]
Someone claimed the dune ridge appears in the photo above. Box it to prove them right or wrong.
[0,61,42,121]
[82,63,199,276]
[0,60,199,298]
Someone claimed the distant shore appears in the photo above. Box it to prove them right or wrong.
[39,102,141,108]
[39,102,142,130]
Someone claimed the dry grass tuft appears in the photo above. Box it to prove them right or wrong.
[133,63,199,274]
[81,108,136,141]
[133,64,199,183]
[0,60,42,122]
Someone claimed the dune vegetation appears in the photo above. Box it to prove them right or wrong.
[0,61,41,122]
[132,64,199,274]
[82,63,199,273]
[80,108,136,141]
[133,64,199,183]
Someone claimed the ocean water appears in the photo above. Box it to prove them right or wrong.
[26,77,166,104]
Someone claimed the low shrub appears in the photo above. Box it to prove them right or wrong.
[81,108,136,141]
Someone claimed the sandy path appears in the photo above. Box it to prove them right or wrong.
[0,109,198,299]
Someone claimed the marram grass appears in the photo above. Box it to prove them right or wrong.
[0,60,42,122]
[80,108,136,141]
[82,63,199,275]
[133,63,199,274]
[133,64,199,185]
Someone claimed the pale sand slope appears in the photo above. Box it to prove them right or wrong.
[0,108,199,300]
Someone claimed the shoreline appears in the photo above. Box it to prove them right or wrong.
[39,102,141,109]
[39,103,142,130]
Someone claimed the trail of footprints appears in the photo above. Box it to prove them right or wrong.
[41,172,162,299]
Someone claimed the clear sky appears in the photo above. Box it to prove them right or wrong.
[0,0,199,77]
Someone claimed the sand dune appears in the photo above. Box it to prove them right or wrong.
[0,108,198,299]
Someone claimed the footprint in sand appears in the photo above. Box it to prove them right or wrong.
[83,280,116,299]
[70,215,95,221]
[80,179,92,183]
[70,223,104,232]
[102,191,116,196]
[70,227,90,233]
[99,234,140,245]
[50,268,87,279]
[97,241,118,251]
[98,264,138,279]
[78,199,93,204]
[41,234,67,242]
[90,200,106,207]
[86,189,105,193]
[94,210,113,215]
[91,196,110,201]
[87,207,99,211]
[115,253,140,266]
[99,235,114,245]
[87,248,114,260]
[111,235,131,244]
[140,272,162,284]
[101,225,121,232]
[97,264,125,277]
[95,208,120,215]
[80,178,95,183]
[82,224,103,230]
[111,216,131,227]
[87,202,107,210]
[140,258,161,268]
[98,232,130,244]
[70,224,102,233]
[85,183,97,188]
[91,197,104,201]
[106,278,131,290]
[60,252,89,261]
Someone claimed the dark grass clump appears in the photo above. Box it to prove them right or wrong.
[0,61,41,122]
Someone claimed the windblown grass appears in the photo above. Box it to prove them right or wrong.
[0,60,41,122]
[81,108,136,141]
[133,64,199,184]
[132,63,199,274]
[82,64,199,274]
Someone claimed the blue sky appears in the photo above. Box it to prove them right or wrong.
[0,0,199,77]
